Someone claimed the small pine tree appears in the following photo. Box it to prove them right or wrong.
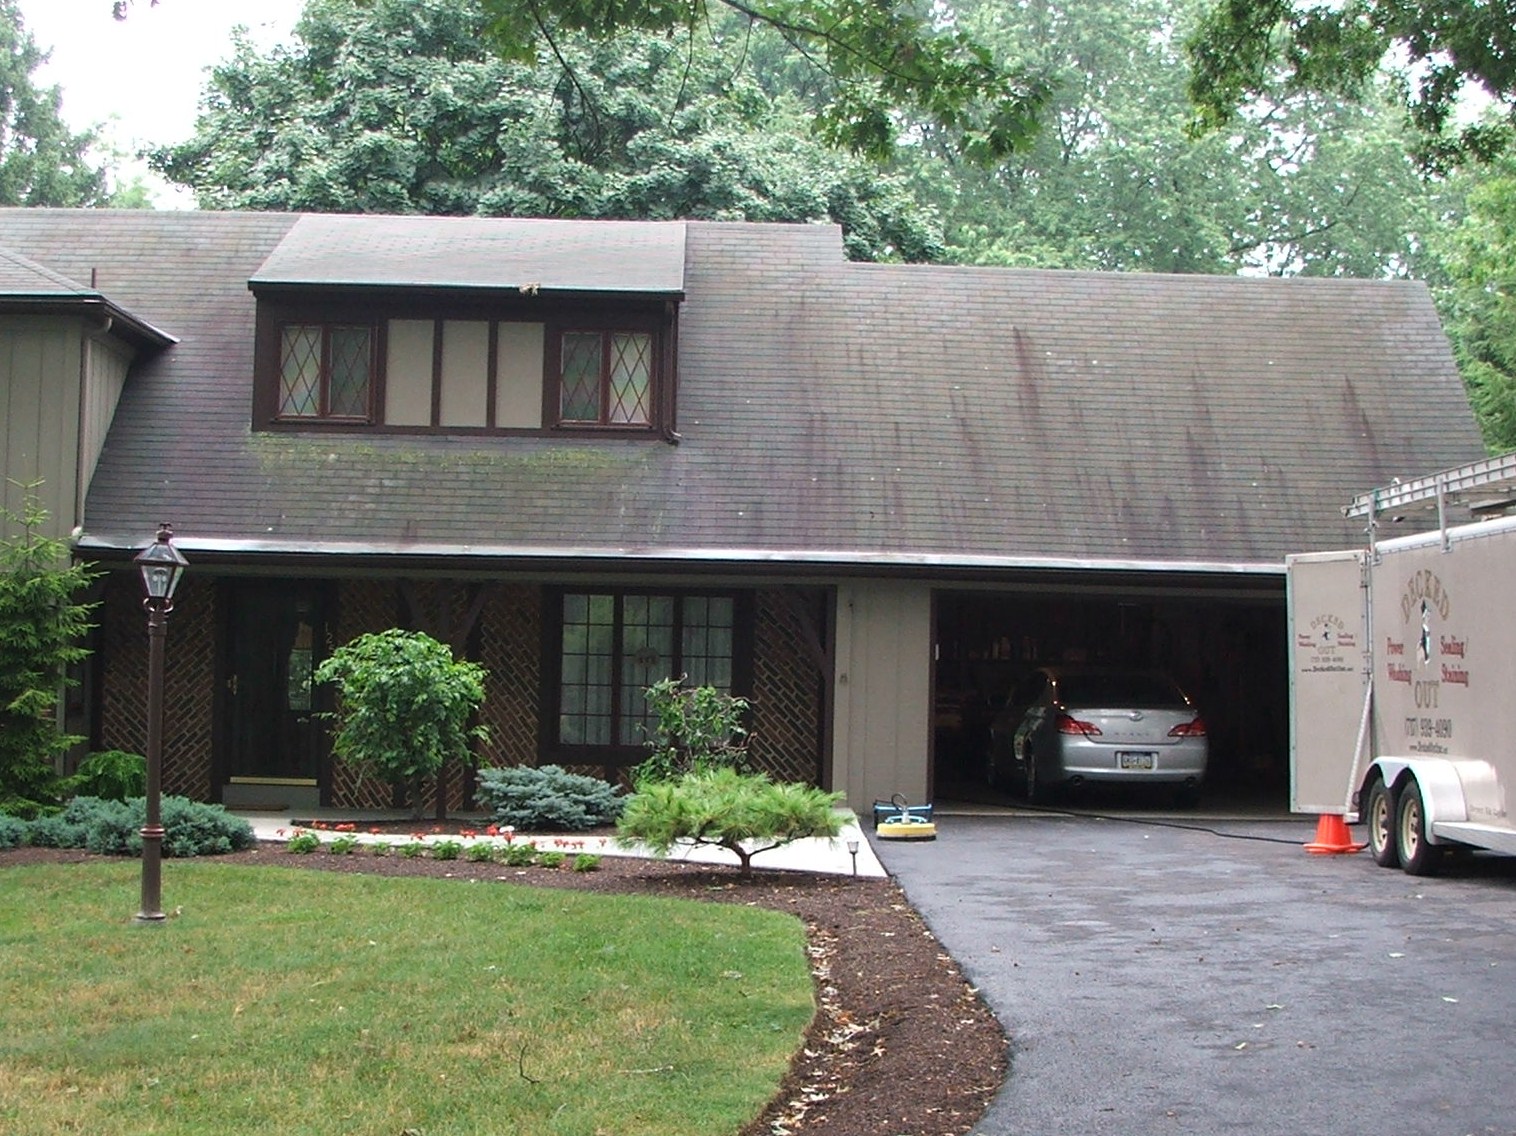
[0,491,97,817]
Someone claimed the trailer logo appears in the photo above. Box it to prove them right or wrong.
[1295,614,1355,672]
[1400,569,1450,625]
[1389,570,1469,701]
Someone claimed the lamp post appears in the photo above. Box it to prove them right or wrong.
[133,523,187,925]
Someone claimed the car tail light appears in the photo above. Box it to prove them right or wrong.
[1055,713,1102,737]
[1168,717,1207,737]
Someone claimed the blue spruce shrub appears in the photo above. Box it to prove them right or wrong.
[474,764,624,832]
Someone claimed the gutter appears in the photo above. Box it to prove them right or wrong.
[74,534,1284,582]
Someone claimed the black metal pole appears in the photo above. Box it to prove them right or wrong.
[136,598,167,924]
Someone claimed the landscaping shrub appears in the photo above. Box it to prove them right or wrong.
[25,795,105,848]
[315,629,488,819]
[474,764,623,832]
[65,750,147,801]
[617,767,845,876]
[0,813,26,848]
[632,678,749,786]
[25,795,254,857]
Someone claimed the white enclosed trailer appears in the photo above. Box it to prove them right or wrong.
[1287,453,1516,875]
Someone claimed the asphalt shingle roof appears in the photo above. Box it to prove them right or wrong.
[250,214,687,296]
[0,208,1487,574]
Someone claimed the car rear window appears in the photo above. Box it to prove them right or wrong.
[1056,673,1186,707]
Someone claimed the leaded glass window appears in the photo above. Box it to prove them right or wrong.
[278,322,372,420]
[557,330,652,426]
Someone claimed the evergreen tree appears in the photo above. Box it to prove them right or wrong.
[0,492,97,817]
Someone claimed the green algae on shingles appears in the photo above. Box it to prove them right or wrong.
[246,435,648,474]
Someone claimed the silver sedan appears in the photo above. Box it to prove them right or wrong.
[987,666,1208,805]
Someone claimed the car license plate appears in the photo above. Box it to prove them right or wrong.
[1116,751,1156,770]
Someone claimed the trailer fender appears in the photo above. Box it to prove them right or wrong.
[1367,757,1482,844]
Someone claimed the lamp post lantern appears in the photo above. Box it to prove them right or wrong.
[133,523,187,924]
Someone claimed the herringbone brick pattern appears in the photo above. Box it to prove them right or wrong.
[95,569,215,800]
[476,584,540,771]
[328,579,400,810]
[749,589,824,784]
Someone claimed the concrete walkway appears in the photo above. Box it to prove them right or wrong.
[233,807,887,878]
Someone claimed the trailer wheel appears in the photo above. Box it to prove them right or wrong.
[1365,778,1398,868]
[1395,778,1441,876]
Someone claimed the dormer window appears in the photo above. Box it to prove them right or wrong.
[249,215,686,437]
[560,330,650,425]
[278,322,374,421]
[253,301,675,436]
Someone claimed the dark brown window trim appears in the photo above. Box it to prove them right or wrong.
[253,293,678,437]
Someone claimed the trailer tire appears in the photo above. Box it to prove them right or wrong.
[1395,778,1441,876]
[1365,777,1398,868]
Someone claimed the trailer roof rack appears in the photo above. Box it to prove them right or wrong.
[1343,452,1516,520]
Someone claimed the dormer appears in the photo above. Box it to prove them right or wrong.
[248,216,685,440]
[0,247,175,541]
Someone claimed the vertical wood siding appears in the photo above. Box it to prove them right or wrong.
[0,316,82,539]
[833,580,932,808]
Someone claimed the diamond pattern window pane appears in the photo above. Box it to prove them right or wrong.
[608,333,651,424]
[560,332,602,422]
[279,325,322,417]
[328,326,371,417]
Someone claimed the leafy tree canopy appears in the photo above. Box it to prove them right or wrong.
[0,0,115,205]
[149,0,945,260]
[902,0,1433,277]
[476,0,1049,163]
[1428,155,1516,452]
[1186,0,1516,168]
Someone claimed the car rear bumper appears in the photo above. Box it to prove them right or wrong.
[1052,740,1208,784]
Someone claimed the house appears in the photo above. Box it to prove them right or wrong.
[0,208,1488,812]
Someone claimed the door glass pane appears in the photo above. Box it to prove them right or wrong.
[286,620,314,712]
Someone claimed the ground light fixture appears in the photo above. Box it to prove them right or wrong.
[847,837,859,876]
[132,523,187,924]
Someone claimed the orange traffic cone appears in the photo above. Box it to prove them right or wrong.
[1304,814,1367,855]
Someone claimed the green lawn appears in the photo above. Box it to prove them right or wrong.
[0,861,814,1135]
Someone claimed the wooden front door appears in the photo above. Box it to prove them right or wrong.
[222,583,330,808]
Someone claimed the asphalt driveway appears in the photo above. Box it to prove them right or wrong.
[873,812,1516,1136]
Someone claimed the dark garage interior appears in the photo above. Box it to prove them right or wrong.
[931,584,1289,808]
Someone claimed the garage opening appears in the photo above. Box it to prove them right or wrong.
[933,585,1288,809]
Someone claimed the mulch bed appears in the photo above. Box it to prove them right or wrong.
[2,838,1008,1136]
